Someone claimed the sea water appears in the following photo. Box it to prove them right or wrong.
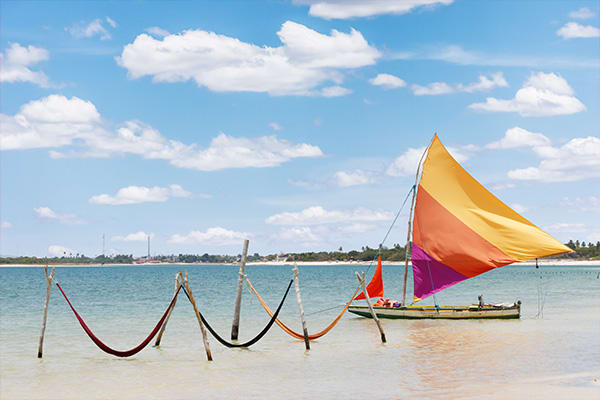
[1,264,599,399]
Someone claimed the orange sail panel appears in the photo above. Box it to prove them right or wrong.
[412,135,571,301]
[355,254,383,300]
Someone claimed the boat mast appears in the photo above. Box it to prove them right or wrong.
[401,134,435,306]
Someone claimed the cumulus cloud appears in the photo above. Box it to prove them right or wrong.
[369,73,406,89]
[116,21,380,96]
[411,72,507,96]
[34,206,85,225]
[1,221,12,229]
[561,196,600,212]
[145,26,170,37]
[1,95,323,170]
[333,170,375,187]
[266,206,393,225]
[507,136,600,182]
[168,227,249,245]
[89,184,192,205]
[469,72,586,117]
[66,18,116,40]
[544,223,587,233]
[490,182,515,191]
[386,145,470,176]
[338,223,376,233]
[557,22,600,39]
[569,7,595,19]
[510,203,528,214]
[279,226,320,242]
[486,127,551,149]
[269,122,282,131]
[112,231,154,242]
[0,43,50,87]
[48,245,76,257]
[294,0,453,19]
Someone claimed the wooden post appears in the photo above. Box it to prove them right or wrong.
[37,265,55,358]
[293,263,310,350]
[154,273,180,347]
[231,239,249,341]
[179,270,213,361]
[355,271,386,343]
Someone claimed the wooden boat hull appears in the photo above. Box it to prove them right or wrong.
[347,303,520,319]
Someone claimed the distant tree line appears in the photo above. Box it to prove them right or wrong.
[1,240,598,265]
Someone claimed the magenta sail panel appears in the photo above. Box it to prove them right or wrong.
[411,243,469,300]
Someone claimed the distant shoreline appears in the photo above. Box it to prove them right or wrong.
[1,260,598,268]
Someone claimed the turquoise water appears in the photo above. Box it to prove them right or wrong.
[1,264,599,399]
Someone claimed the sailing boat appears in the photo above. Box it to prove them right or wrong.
[348,134,571,319]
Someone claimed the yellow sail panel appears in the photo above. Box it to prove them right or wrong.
[419,135,571,261]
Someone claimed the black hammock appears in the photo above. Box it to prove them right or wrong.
[181,279,293,348]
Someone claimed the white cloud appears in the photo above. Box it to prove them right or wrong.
[168,227,249,245]
[1,221,12,229]
[266,206,393,225]
[116,21,380,96]
[1,95,323,171]
[508,136,600,182]
[369,73,406,89]
[295,0,453,19]
[48,245,76,257]
[269,122,282,131]
[333,170,375,187]
[411,72,507,96]
[112,231,154,242]
[561,196,600,212]
[386,145,470,176]
[569,8,595,19]
[105,17,117,28]
[486,127,551,149]
[469,72,586,117]
[339,223,376,233]
[279,226,320,242]
[319,85,353,97]
[510,203,528,214]
[557,22,600,39]
[145,26,170,37]
[0,43,50,87]
[34,206,85,225]
[66,18,115,40]
[90,184,191,205]
[391,44,599,69]
[545,223,587,233]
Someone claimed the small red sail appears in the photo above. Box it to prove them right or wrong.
[355,254,384,300]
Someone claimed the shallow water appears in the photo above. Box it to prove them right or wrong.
[1,264,599,399]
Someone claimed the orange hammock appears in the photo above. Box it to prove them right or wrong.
[245,277,360,340]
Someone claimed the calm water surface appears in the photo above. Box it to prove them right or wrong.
[1,264,599,399]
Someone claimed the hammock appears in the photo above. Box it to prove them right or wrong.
[56,282,181,357]
[181,279,293,348]
[245,277,360,340]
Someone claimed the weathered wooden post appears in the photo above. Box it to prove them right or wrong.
[231,239,249,341]
[355,271,386,343]
[293,263,310,350]
[154,273,180,347]
[179,270,213,361]
[38,265,56,358]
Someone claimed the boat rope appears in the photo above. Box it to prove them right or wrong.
[365,184,415,275]
[245,276,361,340]
[180,279,293,348]
[55,281,181,358]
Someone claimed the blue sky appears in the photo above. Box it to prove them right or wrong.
[1,0,599,258]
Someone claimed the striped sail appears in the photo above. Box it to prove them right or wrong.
[411,135,571,301]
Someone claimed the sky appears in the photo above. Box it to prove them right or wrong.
[1,0,599,258]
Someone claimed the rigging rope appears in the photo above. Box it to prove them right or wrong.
[245,276,360,340]
[180,279,293,348]
[55,281,181,358]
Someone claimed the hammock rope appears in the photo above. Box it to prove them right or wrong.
[55,281,181,358]
[180,279,293,348]
[245,276,360,340]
